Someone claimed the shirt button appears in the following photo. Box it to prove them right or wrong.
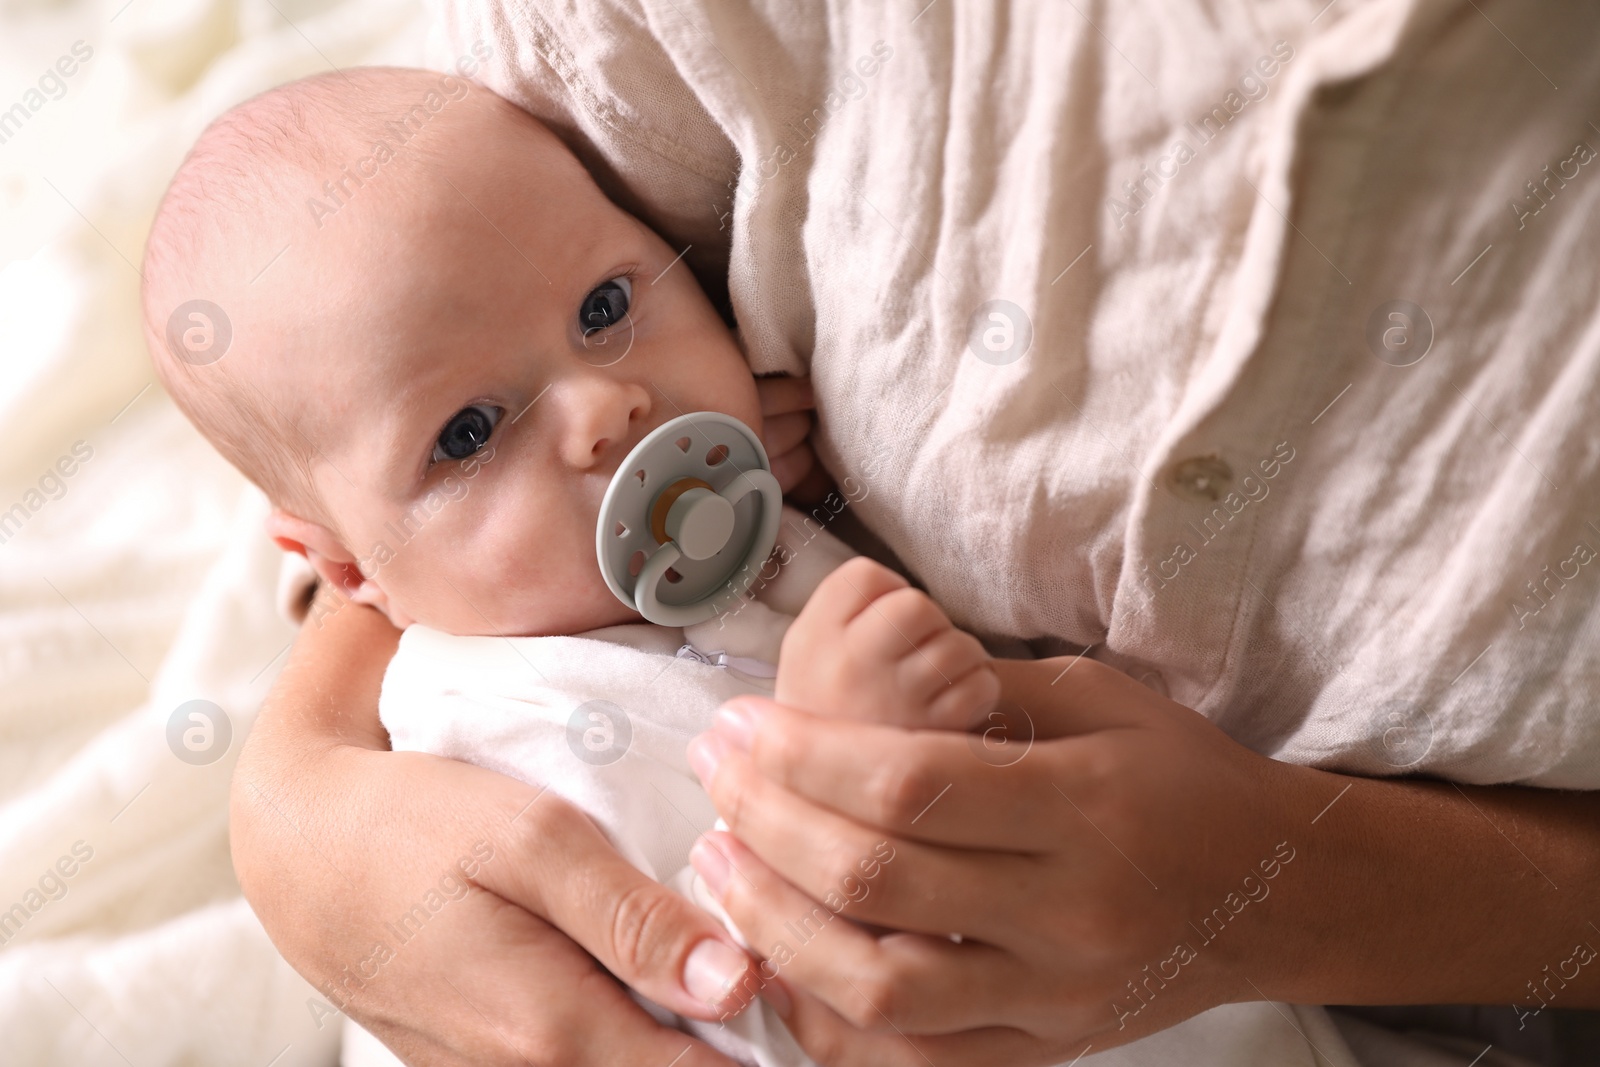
[1168,455,1233,501]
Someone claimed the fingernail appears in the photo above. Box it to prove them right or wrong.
[683,938,749,1007]
[690,837,731,897]
[687,733,727,784]
[715,702,756,751]
[760,976,794,1019]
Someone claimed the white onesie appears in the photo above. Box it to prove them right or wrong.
[368,507,856,1067]
[341,505,1358,1067]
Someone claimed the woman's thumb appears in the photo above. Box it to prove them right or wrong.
[482,791,763,1020]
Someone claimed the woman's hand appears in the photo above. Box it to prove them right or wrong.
[690,655,1600,1065]
[686,656,1289,1064]
[233,591,762,1066]
[757,375,833,505]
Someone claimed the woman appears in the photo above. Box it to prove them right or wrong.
[234,0,1600,1063]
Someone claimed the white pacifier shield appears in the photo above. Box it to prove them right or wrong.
[596,412,782,626]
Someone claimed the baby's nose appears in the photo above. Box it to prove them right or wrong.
[560,376,652,469]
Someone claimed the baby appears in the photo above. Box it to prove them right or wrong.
[143,67,1002,1066]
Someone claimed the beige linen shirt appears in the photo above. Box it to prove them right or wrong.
[433,0,1600,788]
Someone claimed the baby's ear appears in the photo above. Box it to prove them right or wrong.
[265,508,366,599]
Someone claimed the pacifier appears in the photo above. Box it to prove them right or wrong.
[597,412,783,626]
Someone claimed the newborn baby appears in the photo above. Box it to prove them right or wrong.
[142,67,999,1067]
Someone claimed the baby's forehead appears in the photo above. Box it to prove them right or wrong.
[149,67,630,442]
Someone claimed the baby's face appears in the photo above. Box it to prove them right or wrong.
[247,102,759,636]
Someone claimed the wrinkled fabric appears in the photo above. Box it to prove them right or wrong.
[427,1,1600,1063]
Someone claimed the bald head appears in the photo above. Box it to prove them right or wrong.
[142,66,572,527]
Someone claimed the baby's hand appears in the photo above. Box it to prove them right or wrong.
[775,556,999,729]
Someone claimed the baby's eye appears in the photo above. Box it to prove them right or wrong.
[432,404,503,464]
[578,276,632,335]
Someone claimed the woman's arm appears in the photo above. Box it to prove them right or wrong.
[688,653,1600,1064]
[231,589,756,1066]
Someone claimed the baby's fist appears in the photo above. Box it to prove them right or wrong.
[776,556,999,729]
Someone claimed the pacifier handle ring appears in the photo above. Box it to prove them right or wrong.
[634,467,784,626]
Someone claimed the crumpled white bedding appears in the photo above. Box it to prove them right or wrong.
[0,0,431,1063]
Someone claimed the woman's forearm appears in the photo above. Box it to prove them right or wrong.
[240,590,400,757]
[229,592,406,982]
[229,587,766,1051]
[1258,764,1600,1014]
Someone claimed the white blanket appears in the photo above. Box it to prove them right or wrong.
[0,0,432,1063]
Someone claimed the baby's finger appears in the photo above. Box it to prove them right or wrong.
[769,439,816,495]
[761,410,813,460]
[756,374,815,417]
[786,456,837,507]
[846,587,952,664]
[925,663,1002,732]
[792,557,911,638]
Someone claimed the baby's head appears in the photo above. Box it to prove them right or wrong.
[144,67,759,635]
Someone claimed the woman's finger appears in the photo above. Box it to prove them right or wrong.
[471,778,763,1021]
[992,655,1170,738]
[712,698,1066,850]
[755,374,815,416]
[380,903,743,1066]
[691,831,1030,1037]
[690,737,1034,940]
[780,980,1061,1067]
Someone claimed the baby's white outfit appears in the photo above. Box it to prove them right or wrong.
[370,507,855,1067]
[340,501,1363,1067]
